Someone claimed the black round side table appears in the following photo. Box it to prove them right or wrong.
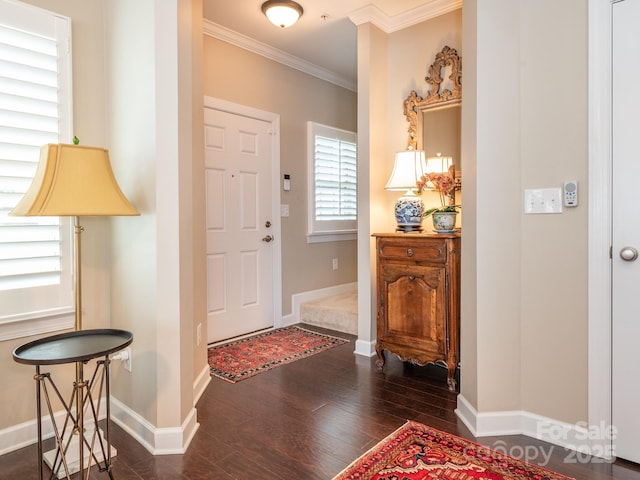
[13,329,133,480]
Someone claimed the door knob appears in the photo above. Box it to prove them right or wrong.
[262,235,274,243]
[620,247,638,262]
[265,221,271,228]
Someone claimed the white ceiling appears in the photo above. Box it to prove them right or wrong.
[202,0,461,91]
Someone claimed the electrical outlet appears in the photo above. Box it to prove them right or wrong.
[332,258,339,270]
[124,347,132,373]
[197,323,202,346]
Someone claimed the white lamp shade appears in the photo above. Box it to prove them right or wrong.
[10,144,139,217]
[425,154,453,174]
[385,150,427,191]
[262,1,303,28]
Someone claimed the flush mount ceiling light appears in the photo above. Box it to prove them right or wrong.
[261,0,304,28]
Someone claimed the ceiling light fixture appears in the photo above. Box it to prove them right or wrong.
[261,0,304,29]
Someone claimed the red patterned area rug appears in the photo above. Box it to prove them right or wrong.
[333,421,574,480]
[208,326,349,383]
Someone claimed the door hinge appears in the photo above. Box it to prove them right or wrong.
[609,246,613,259]
[268,128,277,136]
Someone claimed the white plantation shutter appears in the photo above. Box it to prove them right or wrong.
[0,0,74,339]
[307,122,357,242]
[314,135,357,220]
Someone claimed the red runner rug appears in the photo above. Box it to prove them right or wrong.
[208,326,349,383]
[334,421,574,480]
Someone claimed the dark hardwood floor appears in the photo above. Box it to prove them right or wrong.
[2,324,639,479]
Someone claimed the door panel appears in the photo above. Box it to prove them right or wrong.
[382,263,446,353]
[612,0,640,464]
[204,107,274,343]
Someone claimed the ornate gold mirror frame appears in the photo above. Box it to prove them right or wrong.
[403,45,462,150]
[404,46,462,202]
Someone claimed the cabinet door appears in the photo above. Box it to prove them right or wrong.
[380,263,447,355]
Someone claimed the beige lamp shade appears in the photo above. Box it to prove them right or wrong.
[10,144,139,217]
[385,149,427,191]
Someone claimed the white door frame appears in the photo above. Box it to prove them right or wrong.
[588,0,613,457]
[204,96,283,329]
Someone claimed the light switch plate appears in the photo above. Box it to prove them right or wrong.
[280,204,289,217]
[524,188,563,214]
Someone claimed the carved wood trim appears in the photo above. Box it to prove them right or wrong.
[404,46,462,149]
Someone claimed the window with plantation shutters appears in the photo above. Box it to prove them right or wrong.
[307,122,357,243]
[0,0,74,340]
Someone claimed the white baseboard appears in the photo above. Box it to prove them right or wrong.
[0,395,201,457]
[354,339,376,357]
[456,394,612,459]
[110,397,199,455]
[0,401,107,456]
[285,282,358,325]
[193,363,211,406]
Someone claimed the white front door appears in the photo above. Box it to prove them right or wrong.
[612,0,640,464]
[204,106,276,343]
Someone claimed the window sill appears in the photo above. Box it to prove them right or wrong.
[307,231,357,244]
[0,308,74,342]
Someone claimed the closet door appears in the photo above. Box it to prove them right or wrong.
[612,0,640,465]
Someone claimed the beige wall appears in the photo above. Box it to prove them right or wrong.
[519,0,588,420]
[105,0,204,430]
[1,0,205,447]
[356,23,389,346]
[1,0,591,453]
[104,0,160,424]
[461,0,588,422]
[361,0,589,426]
[202,36,358,316]
[468,0,524,413]
[387,11,463,228]
[355,11,463,352]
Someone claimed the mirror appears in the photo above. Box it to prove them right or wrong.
[403,46,462,194]
[421,103,461,164]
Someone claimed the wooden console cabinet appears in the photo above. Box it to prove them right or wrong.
[373,233,460,391]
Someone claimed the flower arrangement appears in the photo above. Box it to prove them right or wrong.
[417,171,460,217]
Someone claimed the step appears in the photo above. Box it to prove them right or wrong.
[300,291,358,335]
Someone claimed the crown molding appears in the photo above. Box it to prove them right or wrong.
[348,0,462,33]
[203,19,357,92]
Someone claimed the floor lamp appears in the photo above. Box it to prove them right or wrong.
[10,143,139,476]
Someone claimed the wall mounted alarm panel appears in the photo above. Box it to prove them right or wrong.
[563,181,578,207]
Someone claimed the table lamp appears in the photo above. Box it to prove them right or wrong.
[385,148,427,232]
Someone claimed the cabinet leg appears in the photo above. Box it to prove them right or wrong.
[447,374,457,391]
[375,343,385,371]
[446,361,457,391]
